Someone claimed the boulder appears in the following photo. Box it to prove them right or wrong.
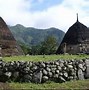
[40,62,45,68]
[23,74,32,82]
[57,66,62,71]
[68,65,73,69]
[4,72,12,78]
[58,76,66,82]
[78,69,84,80]
[42,69,48,75]
[63,72,68,78]
[42,76,49,82]
[48,72,53,77]
[46,67,51,72]
[85,59,89,78]
[33,70,42,83]
[78,64,83,70]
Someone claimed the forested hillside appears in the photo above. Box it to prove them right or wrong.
[9,24,65,46]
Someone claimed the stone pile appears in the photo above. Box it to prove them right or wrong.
[0,59,88,83]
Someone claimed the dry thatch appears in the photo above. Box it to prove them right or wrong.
[0,17,24,56]
[56,16,89,54]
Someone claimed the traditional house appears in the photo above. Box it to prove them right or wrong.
[56,14,89,54]
[0,17,24,56]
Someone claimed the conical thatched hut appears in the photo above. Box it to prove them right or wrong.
[56,15,89,54]
[0,17,24,56]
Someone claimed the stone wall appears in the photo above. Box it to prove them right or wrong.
[0,59,89,83]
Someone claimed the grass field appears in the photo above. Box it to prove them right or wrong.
[0,54,89,89]
[0,79,89,90]
[2,54,89,62]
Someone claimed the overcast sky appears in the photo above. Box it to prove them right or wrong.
[0,0,89,32]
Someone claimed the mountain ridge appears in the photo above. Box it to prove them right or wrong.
[9,24,65,46]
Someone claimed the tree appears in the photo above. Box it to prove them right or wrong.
[30,45,41,55]
[20,43,30,55]
[40,36,57,55]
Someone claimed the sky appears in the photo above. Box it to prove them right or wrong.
[0,0,89,32]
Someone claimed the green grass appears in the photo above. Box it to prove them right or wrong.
[2,54,89,62]
[6,79,89,89]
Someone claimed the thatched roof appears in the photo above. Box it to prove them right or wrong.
[56,15,89,54]
[0,17,24,56]
[62,21,89,44]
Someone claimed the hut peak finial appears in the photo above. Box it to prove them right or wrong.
[77,13,79,22]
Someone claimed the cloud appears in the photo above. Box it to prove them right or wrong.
[30,0,89,32]
[37,0,44,3]
[0,0,89,32]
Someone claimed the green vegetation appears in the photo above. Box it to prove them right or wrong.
[3,54,89,62]
[1,79,88,89]
[29,36,57,55]
[9,24,65,46]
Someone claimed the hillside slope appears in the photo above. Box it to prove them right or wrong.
[9,24,65,46]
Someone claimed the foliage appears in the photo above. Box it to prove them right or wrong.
[40,36,57,55]
[29,45,41,55]
[27,36,57,55]
[20,43,30,55]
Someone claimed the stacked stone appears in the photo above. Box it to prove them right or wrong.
[0,59,88,83]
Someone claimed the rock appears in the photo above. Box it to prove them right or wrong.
[68,76,74,80]
[78,64,83,69]
[82,66,86,71]
[62,66,67,71]
[58,76,66,82]
[68,65,73,69]
[23,67,30,73]
[79,60,83,64]
[55,62,59,65]
[73,72,77,80]
[43,69,48,75]
[51,67,56,71]
[0,70,3,75]
[78,69,84,80]
[4,72,12,78]
[56,70,60,74]
[32,66,38,71]
[11,71,19,81]
[63,72,68,78]
[59,72,63,76]
[51,65,56,68]
[85,59,89,78]
[29,62,33,67]
[46,67,51,72]
[57,66,62,71]
[52,70,55,74]
[60,63,64,67]
[68,62,72,65]
[68,69,75,76]
[23,74,32,82]
[54,74,59,78]
[41,62,45,68]
[48,72,52,77]
[33,70,42,83]
[64,61,68,66]
[42,76,49,82]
